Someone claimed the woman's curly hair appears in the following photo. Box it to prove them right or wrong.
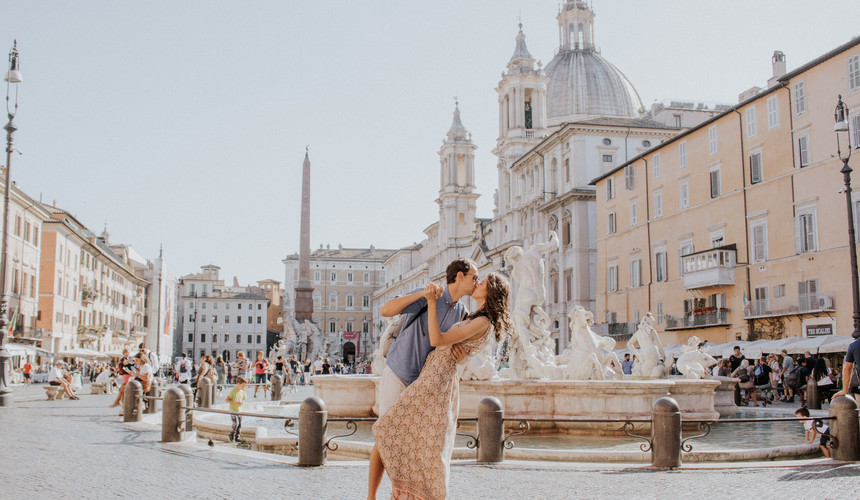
[467,272,512,342]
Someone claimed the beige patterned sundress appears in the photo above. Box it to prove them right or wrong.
[373,325,490,500]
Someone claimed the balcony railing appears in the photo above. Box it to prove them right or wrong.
[665,309,730,330]
[743,292,835,319]
[682,247,736,289]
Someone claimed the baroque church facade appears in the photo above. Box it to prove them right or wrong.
[374,1,681,355]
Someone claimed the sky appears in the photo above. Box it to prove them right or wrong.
[1,1,857,285]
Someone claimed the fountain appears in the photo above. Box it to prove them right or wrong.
[313,234,724,433]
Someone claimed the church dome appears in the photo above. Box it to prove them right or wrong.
[545,49,643,121]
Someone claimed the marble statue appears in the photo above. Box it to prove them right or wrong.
[458,341,500,381]
[628,313,672,379]
[556,306,623,380]
[500,232,560,379]
[676,336,717,379]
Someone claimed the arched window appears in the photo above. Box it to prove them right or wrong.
[549,158,558,196]
[562,210,572,246]
[549,262,560,303]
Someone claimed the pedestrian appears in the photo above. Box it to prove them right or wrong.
[226,377,247,443]
[215,355,227,393]
[813,358,837,403]
[834,336,860,400]
[110,348,134,407]
[22,359,33,386]
[253,351,269,398]
[234,351,249,382]
[752,355,772,406]
[303,360,311,385]
[313,357,324,376]
[289,355,300,387]
[274,356,286,380]
[621,353,633,375]
[131,353,153,393]
[796,357,812,406]
[781,350,797,402]
[175,353,193,385]
[732,359,754,405]
[322,358,332,375]
[729,346,746,372]
[795,407,831,458]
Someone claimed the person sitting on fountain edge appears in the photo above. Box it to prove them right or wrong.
[367,258,478,498]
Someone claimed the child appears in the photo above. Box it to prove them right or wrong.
[226,376,248,442]
[795,407,831,458]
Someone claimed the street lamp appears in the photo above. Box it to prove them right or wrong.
[834,95,860,339]
[0,41,22,407]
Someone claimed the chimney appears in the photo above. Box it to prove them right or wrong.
[768,50,786,88]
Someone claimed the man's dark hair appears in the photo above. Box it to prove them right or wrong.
[182,353,187,358]
[445,258,476,284]
[139,343,145,349]
[733,346,741,351]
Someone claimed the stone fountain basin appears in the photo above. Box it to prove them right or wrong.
[312,374,727,434]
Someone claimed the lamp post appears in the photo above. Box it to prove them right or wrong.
[834,95,860,339]
[0,41,22,407]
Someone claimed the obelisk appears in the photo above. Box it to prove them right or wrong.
[294,149,314,322]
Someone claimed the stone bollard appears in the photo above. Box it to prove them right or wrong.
[270,374,283,402]
[198,378,213,408]
[177,384,194,432]
[477,396,505,463]
[162,387,185,443]
[829,395,860,461]
[298,397,327,467]
[144,379,159,414]
[651,397,681,469]
[123,380,143,423]
[807,382,820,410]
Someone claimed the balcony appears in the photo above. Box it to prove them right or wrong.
[665,309,731,330]
[682,247,736,290]
[744,292,835,319]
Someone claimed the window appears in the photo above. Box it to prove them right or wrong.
[708,125,718,154]
[797,135,810,167]
[247,335,252,344]
[679,182,689,210]
[606,177,615,200]
[225,316,230,323]
[257,304,261,310]
[188,314,194,322]
[798,279,820,311]
[624,165,635,189]
[257,316,262,324]
[710,167,721,198]
[673,115,681,127]
[362,295,370,308]
[853,115,860,150]
[656,301,664,324]
[607,265,618,292]
[257,335,261,344]
[329,320,336,333]
[200,333,206,343]
[630,259,641,288]
[602,138,612,145]
[236,316,241,324]
[774,284,786,298]
[364,272,370,283]
[346,321,353,332]
[236,334,240,343]
[750,152,763,184]
[746,107,757,138]
[679,141,687,168]
[751,219,768,262]
[607,212,616,234]
[347,272,353,283]
[630,202,637,225]
[314,270,321,282]
[653,153,661,179]
[188,333,192,342]
[710,229,725,248]
[237,303,241,310]
[856,199,860,242]
[795,206,817,254]
[346,295,354,308]
[313,293,321,307]
[678,240,693,276]
[767,96,779,129]
[849,54,860,91]
[794,81,806,115]
[633,310,641,324]
[330,271,336,282]
[655,250,668,282]
[329,293,337,308]
[654,192,663,218]
[213,315,218,323]
[247,316,252,324]
[201,315,206,322]
[603,155,614,164]
[565,158,570,182]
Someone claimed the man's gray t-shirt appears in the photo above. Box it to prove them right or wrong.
[385,286,467,385]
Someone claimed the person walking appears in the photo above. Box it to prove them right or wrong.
[289,355,300,387]
[371,273,511,500]
[22,360,33,386]
[367,258,478,498]
[226,377,248,443]
[215,356,227,394]
[252,351,269,398]
[175,353,193,385]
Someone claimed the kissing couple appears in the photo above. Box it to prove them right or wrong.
[368,258,512,500]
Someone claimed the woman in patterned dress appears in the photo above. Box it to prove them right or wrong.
[371,273,512,500]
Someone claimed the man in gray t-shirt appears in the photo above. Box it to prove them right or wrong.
[781,349,796,401]
[368,258,478,498]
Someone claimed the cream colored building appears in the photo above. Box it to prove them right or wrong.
[283,246,394,362]
[37,207,148,356]
[592,38,860,345]
[0,178,51,344]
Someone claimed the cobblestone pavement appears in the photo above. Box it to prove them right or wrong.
[1,383,858,499]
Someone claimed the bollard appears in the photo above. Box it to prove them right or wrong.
[651,396,681,469]
[477,396,505,463]
[123,380,143,422]
[829,395,860,461]
[144,379,159,414]
[177,384,194,432]
[198,378,213,408]
[298,396,327,466]
[162,387,185,443]
[807,382,820,410]
[271,374,283,402]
